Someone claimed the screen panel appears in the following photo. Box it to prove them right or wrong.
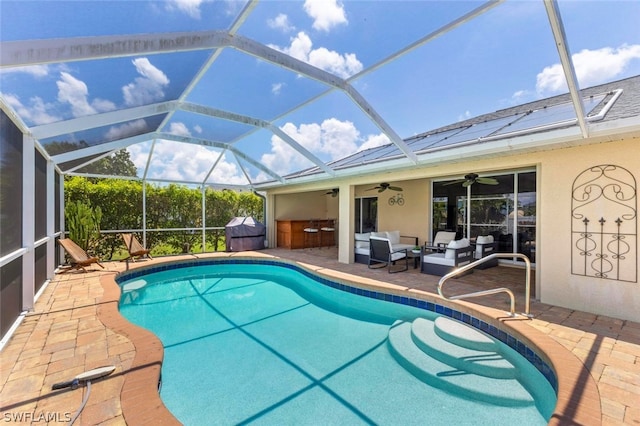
[0,110,23,256]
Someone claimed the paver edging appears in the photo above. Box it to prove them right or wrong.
[97,256,602,425]
[98,274,180,425]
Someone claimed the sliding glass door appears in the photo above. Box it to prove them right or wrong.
[432,171,536,263]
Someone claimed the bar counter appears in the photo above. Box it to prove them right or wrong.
[276,219,336,249]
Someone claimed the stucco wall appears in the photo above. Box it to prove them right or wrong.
[267,136,639,322]
[355,179,431,245]
[536,138,639,322]
[274,192,337,220]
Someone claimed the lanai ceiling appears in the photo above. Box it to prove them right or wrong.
[1,0,639,190]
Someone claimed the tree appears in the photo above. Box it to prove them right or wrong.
[44,140,137,177]
[85,149,138,177]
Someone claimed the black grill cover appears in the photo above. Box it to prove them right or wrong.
[225,217,266,251]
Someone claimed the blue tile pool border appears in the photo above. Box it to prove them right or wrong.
[116,257,558,392]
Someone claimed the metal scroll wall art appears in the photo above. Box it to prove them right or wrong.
[571,165,637,282]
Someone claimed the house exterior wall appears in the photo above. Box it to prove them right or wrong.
[268,135,639,321]
[536,137,639,322]
[354,179,431,245]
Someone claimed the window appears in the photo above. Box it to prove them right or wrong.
[355,197,378,233]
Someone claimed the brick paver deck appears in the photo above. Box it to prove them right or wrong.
[1,249,638,425]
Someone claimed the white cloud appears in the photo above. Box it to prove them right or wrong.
[271,82,284,95]
[56,72,93,116]
[141,140,247,184]
[193,124,203,134]
[104,119,148,141]
[269,32,362,78]
[1,93,60,125]
[536,44,640,96]
[510,89,533,104]
[262,118,384,175]
[1,64,50,78]
[168,122,191,137]
[303,0,348,32]
[165,0,202,19]
[128,138,248,184]
[268,13,295,32]
[56,72,116,117]
[357,133,391,152]
[91,98,117,113]
[122,58,170,107]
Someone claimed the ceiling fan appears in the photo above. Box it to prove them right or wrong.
[443,173,499,187]
[367,182,403,192]
[324,188,339,197]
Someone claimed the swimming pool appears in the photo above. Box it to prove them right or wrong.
[118,259,556,425]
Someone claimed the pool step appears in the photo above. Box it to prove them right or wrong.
[412,317,517,379]
[387,320,535,407]
[433,316,498,351]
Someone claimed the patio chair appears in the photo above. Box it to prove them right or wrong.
[57,238,104,273]
[421,238,474,276]
[473,235,498,269]
[368,236,408,273]
[424,231,457,253]
[121,233,152,261]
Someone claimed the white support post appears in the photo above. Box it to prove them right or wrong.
[142,182,147,247]
[22,135,35,311]
[59,172,65,266]
[46,160,55,278]
[266,193,276,248]
[201,185,206,252]
[338,184,354,264]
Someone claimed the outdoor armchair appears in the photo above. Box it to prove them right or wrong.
[473,235,498,269]
[421,238,474,276]
[424,231,457,253]
[368,236,409,273]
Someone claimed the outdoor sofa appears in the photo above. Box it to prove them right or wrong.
[355,230,417,264]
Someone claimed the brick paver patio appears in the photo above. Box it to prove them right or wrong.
[1,249,638,425]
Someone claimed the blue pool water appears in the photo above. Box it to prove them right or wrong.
[118,260,556,425]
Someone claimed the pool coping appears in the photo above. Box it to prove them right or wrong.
[99,253,601,425]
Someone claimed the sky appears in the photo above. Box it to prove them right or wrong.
[1,0,639,186]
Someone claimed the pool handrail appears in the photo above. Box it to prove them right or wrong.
[437,253,533,318]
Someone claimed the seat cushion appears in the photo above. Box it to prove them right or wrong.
[445,238,470,259]
[386,230,401,245]
[476,235,494,244]
[390,251,406,261]
[475,235,495,257]
[355,232,371,241]
[423,253,455,266]
[392,243,414,252]
[355,240,370,249]
[355,246,369,256]
[433,231,456,246]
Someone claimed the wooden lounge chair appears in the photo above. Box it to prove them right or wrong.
[121,233,152,261]
[57,238,104,273]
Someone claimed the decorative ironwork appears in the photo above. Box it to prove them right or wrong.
[571,165,637,282]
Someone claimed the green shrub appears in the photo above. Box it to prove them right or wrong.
[65,200,102,253]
